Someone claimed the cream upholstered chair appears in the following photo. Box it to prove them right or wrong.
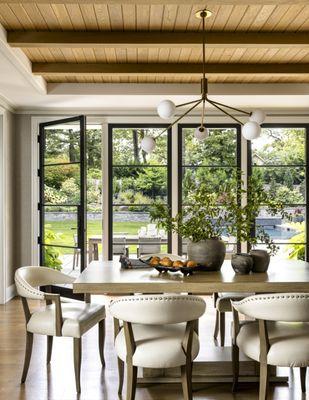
[231,293,309,399]
[213,292,252,346]
[15,266,106,393]
[110,294,206,400]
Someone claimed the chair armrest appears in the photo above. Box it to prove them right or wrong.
[45,293,63,336]
[182,320,196,359]
[123,321,136,362]
[231,306,240,345]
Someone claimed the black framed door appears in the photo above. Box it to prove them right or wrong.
[38,116,87,295]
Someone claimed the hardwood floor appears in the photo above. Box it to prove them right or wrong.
[0,296,307,400]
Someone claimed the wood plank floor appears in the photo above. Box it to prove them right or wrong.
[0,296,307,400]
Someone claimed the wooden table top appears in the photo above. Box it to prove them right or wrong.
[73,259,309,295]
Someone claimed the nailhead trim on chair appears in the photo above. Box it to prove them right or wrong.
[233,293,309,306]
[15,274,45,299]
[110,295,205,306]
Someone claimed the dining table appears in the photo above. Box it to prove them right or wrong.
[73,258,309,384]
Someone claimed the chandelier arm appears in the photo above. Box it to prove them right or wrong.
[176,98,202,108]
[207,99,244,125]
[155,99,203,138]
[208,99,251,116]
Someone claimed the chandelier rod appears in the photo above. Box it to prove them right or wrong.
[209,99,251,116]
[207,99,244,125]
[156,99,203,138]
[202,10,206,81]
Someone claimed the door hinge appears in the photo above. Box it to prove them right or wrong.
[37,203,41,211]
[37,135,41,143]
[37,236,41,245]
[37,169,41,177]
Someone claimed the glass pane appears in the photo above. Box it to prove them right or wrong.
[255,206,306,243]
[113,166,168,204]
[87,127,103,260]
[44,164,80,205]
[182,167,237,203]
[252,166,305,204]
[182,127,237,166]
[44,123,80,165]
[112,127,168,165]
[112,206,168,258]
[251,127,305,166]
[42,246,81,277]
[44,206,78,247]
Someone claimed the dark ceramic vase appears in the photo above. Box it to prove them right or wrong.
[231,253,253,274]
[187,238,226,271]
[250,249,270,273]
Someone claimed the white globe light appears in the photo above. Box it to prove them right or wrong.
[194,126,209,141]
[141,136,156,153]
[249,109,266,125]
[157,100,176,119]
[242,121,261,140]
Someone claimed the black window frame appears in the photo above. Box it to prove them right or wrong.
[108,123,172,260]
[248,123,309,261]
[38,115,87,298]
[178,123,242,255]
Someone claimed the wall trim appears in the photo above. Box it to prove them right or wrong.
[6,283,16,302]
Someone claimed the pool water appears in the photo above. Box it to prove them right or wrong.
[263,226,299,240]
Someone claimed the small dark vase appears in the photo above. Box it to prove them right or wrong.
[250,249,270,273]
[231,253,253,275]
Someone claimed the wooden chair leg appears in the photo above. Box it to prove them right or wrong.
[181,363,193,400]
[98,320,105,367]
[73,338,82,393]
[47,336,53,364]
[219,312,225,347]
[259,362,269,400]
[117,357,124,394]
[232,344,239,392]
[21,331,33,383]
[213,310,219,340]
[300,367,306,393]
[126,364,137,400]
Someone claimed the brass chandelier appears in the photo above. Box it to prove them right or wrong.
[141,9,265,153]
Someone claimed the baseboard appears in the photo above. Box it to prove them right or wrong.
[5,283,16,302]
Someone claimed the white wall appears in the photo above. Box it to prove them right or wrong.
[0,107,16,303]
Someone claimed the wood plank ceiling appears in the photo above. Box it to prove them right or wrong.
[1,2,309,83]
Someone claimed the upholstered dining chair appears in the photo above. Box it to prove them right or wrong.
[231,293,309,399]
[110,294,206,400]
[15,266,106,393]
[213,292,252,346]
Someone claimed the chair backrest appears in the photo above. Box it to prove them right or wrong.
[232,293,309,322]
[109,294,206,325]
[138,237,161,255]
[113,237,126,255]
[15,266,75,300]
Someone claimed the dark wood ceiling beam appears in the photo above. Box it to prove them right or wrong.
[32,63,309,76]
[8,31,309,48]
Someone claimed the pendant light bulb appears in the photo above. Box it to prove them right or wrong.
[157,100,176,119]
[141,136,156,153]
[194,126,208,141]
[242,121,261,140]
[249,109,266,125]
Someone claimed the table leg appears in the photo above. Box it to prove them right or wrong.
[88,241,93,264]
[93,243,99,261]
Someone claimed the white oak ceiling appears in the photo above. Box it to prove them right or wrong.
[1,1,309,83]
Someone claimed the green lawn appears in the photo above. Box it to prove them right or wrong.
[45,219,166,257]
